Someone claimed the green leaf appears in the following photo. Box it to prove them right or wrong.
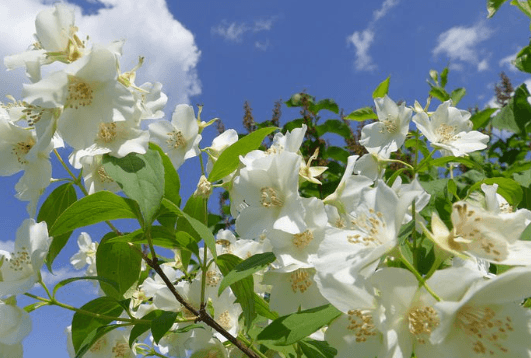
[257,304,341,346]
[162,198,217,260]
[107,226,185,250]
[514,43,531,73]
[440,67,449,88]
[254,293,278,320]
[345,107,378,121]
[299,338,338,358]
[309,99,339,114]
[37,183,77,272]
[372,76,390,99]
[450,88,466,105]
[151,311,178,344]
[129,310,164,347]
[208,127,278,183]
[52,276,119,298]
[470,108,497,130]
[468,177,523,206]
[491,84,531,135]
[285,93,315,107]
[218,252,276,296]
[514,169,531,188]
[103,149,164,225]
[96,233,142,299]
[50,191,141,237]
[418,155,481,172]
[149,143,181,207]
[71,297,124,353]
[315,119,351,138]
[429,86,450,102]
[488,0,509,17]
[75,324,121,358]
[216,254,256,329]
[322,146,350,163]
[511,0,531,18]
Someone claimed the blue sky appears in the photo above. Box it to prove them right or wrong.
[0,0,530,356]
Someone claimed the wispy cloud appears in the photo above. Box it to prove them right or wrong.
[41,266,83,286]
[432,21,493,72]
[346,0,400,71]
[211,16,277,50]
[499,51,518,72]
[0,240,14,253]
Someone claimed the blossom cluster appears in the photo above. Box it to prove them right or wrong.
[2,3,531,358]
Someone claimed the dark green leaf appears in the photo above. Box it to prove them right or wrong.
[315,119,351,138]
[50,191,141,237]
[345,107,377,121]
[257,304,341,346]
[151,311,178,344]
[96,233,142,299]
[511,0,531,18]
[450,88,466,105]
[322,146,350,163]
[71,297,124,353]
[372,76,390,99]
[491,84,531,135]
[216,254,256,329]
[468,177,523,206]
[37,183,77,272]
[470,108,497,130]
[163,198,217,260]
[299,338,338,358]
[103,149,164,225]
[514,169,531,188]
[519,223,531,241]
[218,252,276,296]
[429,86,450,102]
[129,310,164,347]
[208,127,278,183]
[75,324,122,358]
[515,44,531,73]
[254,293,278,320]
[149,143,181,207]
[309,99,339,114]
[440,67,449,88]
[107,226,183,250]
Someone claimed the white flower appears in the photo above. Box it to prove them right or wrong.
[0,219,51,297]
[0,297,32,346]
[148,104,202,170]
[205,129,238,180]
[424,201,531,265]
[75,155,121,195]
[70,232,97,276]
[22,43,136,149]
[66,326,133,358]
[262,266,328,316]
[412,100,489,157]
[133,82,168,122]
[359,95,412,157]
[431,266,531,358]
[230,150,306,239]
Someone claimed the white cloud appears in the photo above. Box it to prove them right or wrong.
[0,240,15,253]
[41,266,83,286]
[255,40,270,51]
[432,21,492,72]
[346,0,400,72]
[347,29,376,71]
[0,0,201,107]
[211,17,277,48]
[499,52,518,72]
[373,0,400,21]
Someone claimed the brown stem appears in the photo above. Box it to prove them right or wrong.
[136,247,260,358]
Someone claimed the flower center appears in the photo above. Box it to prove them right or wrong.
[97,166,114,183]
[457,305,512,355]
[167,130,186,149]
[6,247,31,272]
[348,209,386,246]
[218,310,231,329]
[407,306,439,344]
[216,239,233,254]
[292,230,313,249]
[260,187,283,208]
[382,119,398,133]
[66,75,94,109]
[111,342,129,358]
[89,336,107,352]
[206,270,221,287]
[346,309,378,342]
[290,268,312,293]
[12,137,35,165]
[436,123,457,143]
[22,103,48,125]
[97,122,118,143]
